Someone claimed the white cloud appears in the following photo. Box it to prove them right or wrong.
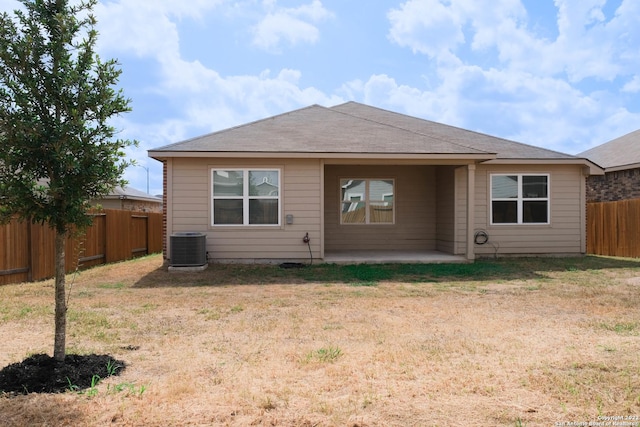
[388,0,528,57]
[622,75,640,93]
[147,50,343,132]
[176,68,343,133]
[342,74,458,125]
[94,1,222,58]
[253,14,319,51]
[382,0,640,154]
[252,0,333,52]
[387,0,464,58]
[551,0,616,81]
[92,0,339,126]
[387,0,640,82]
[93,0,336,106]
[342,68,640,155]
[100,17,174,58]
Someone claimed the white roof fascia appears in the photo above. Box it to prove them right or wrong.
[149,151,497,161]
[483,158,604,175]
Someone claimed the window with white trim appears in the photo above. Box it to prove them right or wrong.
[340,179,394,224]
[491,174,549,224]
[212,169,280,226]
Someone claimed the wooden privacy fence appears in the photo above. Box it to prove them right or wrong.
[0,209,162,285]
[587,198,640,258]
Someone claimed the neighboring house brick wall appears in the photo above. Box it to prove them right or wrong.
[93,198,162,212]
[586,167,640,202]
[121,200,162,212]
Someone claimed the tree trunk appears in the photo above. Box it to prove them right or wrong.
[53,230,67,362]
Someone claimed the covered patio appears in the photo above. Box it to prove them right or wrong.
[323,250,469,264]
[322,163,478,262]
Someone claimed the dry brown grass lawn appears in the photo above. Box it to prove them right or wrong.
[1,254,640,426]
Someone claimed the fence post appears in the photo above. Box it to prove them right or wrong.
[27,221,33,282]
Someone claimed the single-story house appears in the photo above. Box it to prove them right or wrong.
[148,102,603,264]
[578,129,640,202]
[92,185,163,212]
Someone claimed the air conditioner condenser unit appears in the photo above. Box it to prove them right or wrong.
[170,232,207,267]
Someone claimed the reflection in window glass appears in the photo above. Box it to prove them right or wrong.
[249,171,279,196]
[369,203,393,223]
[213,170,243,196]
[523,176,548,198]
[492,175,518,198]
[213,199,243,225]
[523,201,548,223]
[369,180,394,223]
[369,180,393,201]
[492,201,518,223]
[341,180,365,223]
[340,179,394,224]
[249,199,279,224]
[341,180,365,205]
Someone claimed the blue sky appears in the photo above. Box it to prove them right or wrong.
[1,0,639,195]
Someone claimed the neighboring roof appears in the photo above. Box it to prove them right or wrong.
[149,102,597,170]
[101,186,162,204]
[578,129,640,171]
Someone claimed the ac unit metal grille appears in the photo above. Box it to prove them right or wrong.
[170,233,206,267]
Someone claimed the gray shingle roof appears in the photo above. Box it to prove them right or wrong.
[150,102,579,160]
[104,186,162,203]
[331,102,574,160]
[578,129,640,170]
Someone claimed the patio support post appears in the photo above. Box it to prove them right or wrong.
[466,163,476,261]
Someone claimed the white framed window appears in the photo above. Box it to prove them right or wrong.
[340,179,394,224]
[491,174,549,224]
[212,169,280,226]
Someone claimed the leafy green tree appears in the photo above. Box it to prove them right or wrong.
[0,0,136,361]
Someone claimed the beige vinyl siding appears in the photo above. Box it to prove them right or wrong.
[283,165,322,226]
[454,166,468,255]
[436,166,456,253]
[471,164,585,256]
[172,161,209,230]
[324,165,436,252]
[166,156,586,261]
[168,157,322,261]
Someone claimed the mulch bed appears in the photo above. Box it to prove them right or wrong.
[0,354,125,395]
